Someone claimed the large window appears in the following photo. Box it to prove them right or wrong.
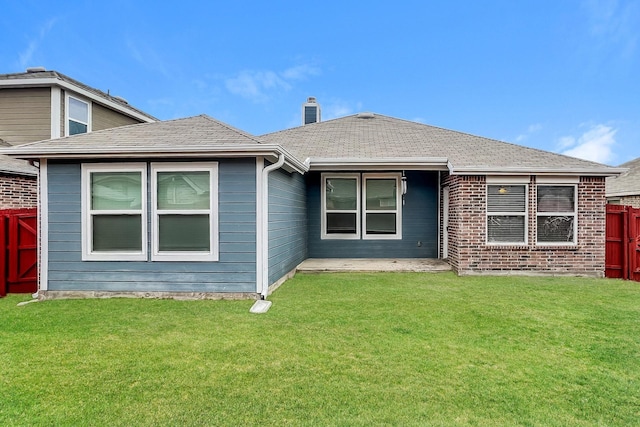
[536,185,577,244]
[486,184,527,244]
[67,95,90,135]
[82,163,147,261]
[151,163,218,261]
[82,162,218,262]
[321,173,401,240]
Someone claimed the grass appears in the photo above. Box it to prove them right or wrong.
[1,272,639,426]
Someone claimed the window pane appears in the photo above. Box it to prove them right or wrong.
[487,185,526,212]
[69,120,88,135]
[366,179,396,210]
[538,186,574,213]
[487,215,525,243]
[537,216,574,242]
[366,213,396,234]
[157,171,210,210]
[93,215,141,251]
[326,212,356,234]
[91,172,142,210]
[326,178,357,210]
[158,214,210,251]
[69,97,88,122]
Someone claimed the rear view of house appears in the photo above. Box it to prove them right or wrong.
[4,102,624,300]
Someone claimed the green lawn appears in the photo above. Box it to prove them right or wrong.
[1,272,639,426]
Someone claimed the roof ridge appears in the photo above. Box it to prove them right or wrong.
[0,69,158,121]
[199,115,263,144]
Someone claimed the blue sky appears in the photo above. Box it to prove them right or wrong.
[2,0,639,165]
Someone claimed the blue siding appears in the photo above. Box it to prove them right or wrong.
[268,168,307,284]
[307,171,438,258]
[46,159,258,293]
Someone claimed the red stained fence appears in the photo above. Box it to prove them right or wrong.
[605,204,640,281]
[0,208,38,296]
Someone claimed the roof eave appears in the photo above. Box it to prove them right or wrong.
[449,166,627,177]
[0,76,157,123]
[0,168,38,177]
[606,190,640,197]
[307,157,449,171]
[4,144,308,174]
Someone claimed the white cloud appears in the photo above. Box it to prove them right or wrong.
[126,39,171,78]
[280,64,321,80]
[18,18,57,69]
[557,136,577,150]
[583,0,639,58]
[515,123,543,142]
[559,124,617,163]
[225,71,289,102]
[225,64,321,103]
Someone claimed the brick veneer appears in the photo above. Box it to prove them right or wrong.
[611,195,640,208]
[0,174,38,209]
[442,174,606,277]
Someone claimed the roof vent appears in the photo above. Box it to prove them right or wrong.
[302,97,321,125]
[26,66,46,73]
[113,96,129,104]
[356,112,375,119]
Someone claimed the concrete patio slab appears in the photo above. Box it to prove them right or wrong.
[297,258,452,273]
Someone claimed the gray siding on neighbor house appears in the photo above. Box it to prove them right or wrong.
[268,168,307,284]
[307,171,438,258]
[46,158,258,293]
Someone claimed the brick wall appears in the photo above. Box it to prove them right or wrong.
[0,174,38,209]
[609,195,640,208]
[442,174,606,277]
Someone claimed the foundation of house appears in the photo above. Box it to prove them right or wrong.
[296,258,452,273]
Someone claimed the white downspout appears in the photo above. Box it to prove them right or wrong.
[260,154,285,299]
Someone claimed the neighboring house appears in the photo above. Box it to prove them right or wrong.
[0,68,157,208]
[0,139,38,208]
[606,157,640,207]
[3,112,623,300]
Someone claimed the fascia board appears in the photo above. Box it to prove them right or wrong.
[308,157,449,171]
[0,77,156,123]
[606,190,640,197]
[2,144,309,174]
[0,168,37,177]
[449,166,627,177]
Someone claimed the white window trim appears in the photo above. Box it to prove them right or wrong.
[536,184,578,246]
[362,173,402,240]
[321,173,361,240]
[65,94,91,136]
[486,184,529,245]
[150,162,219,261]
[81,163,148,261]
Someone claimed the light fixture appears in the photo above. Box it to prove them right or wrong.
[498,186,508,194]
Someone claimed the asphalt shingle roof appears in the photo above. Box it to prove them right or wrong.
[0,69,157,121]
[3,112,623,176]
[260,113,619,174]
[606,157,640,196]
[0,155,37,176]
[2,115,262,154]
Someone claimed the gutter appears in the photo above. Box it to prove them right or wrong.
[448,165,627,177]
[308,157,449,171]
